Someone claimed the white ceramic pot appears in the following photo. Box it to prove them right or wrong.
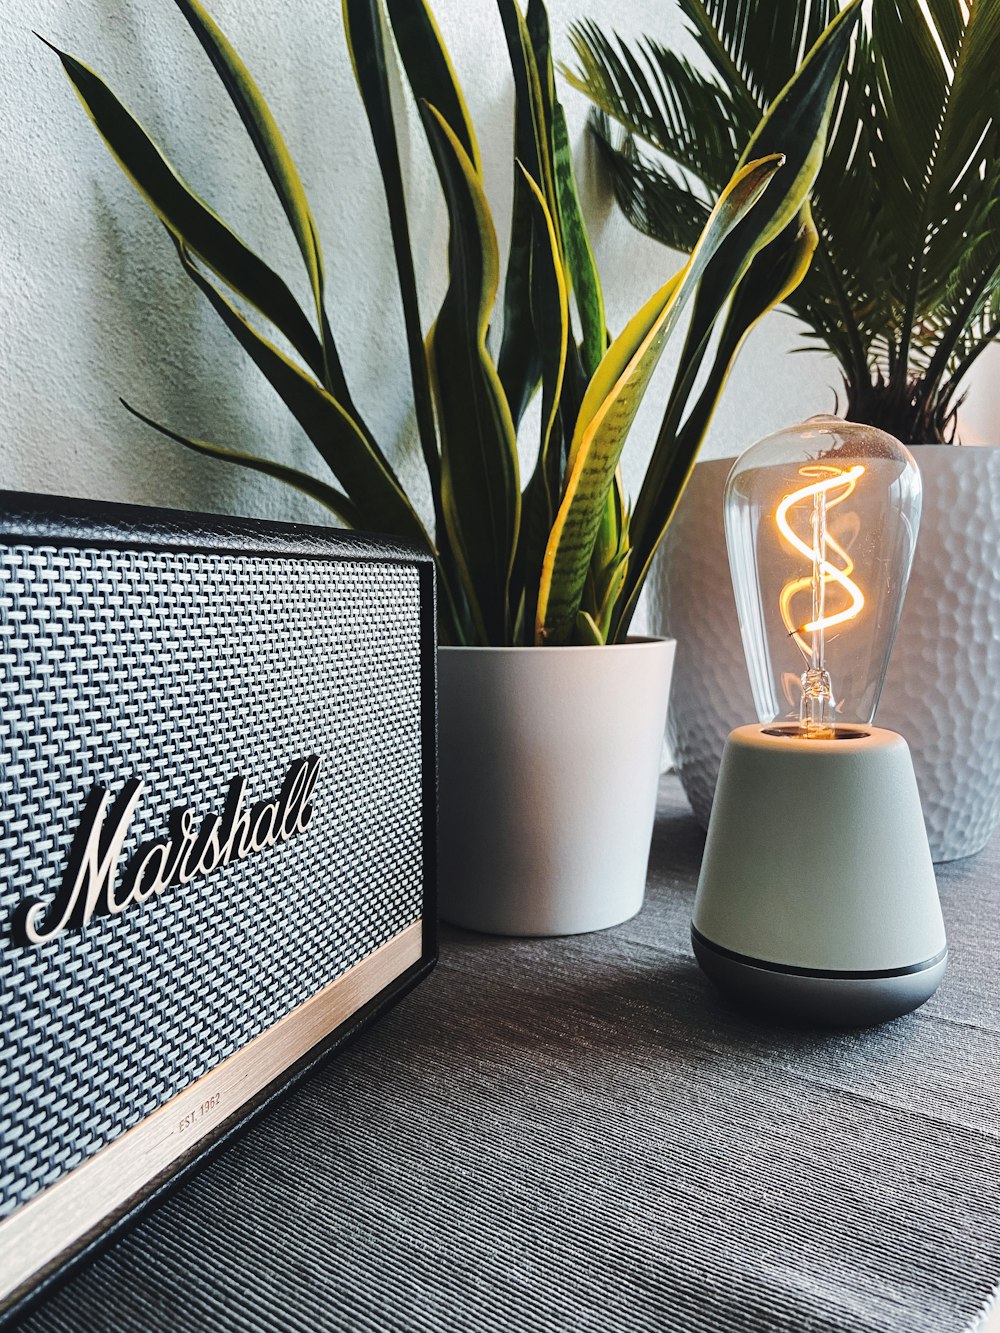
[651,445,1000,862]
[437,638,675,935]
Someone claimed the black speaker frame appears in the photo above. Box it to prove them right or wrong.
[0,492,438,1324]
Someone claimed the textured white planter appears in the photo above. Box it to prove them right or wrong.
[650,445,1000,863]
[438,639,675,935]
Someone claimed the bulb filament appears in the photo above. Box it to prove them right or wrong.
[776,464,865,654]
[775,463,865,737]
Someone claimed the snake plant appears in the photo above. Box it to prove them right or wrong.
[48,0,859,644]
[568,0,1000,444]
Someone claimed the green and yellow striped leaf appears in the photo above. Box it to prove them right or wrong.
[497,167,543,428]
[615,207,819,639]
[584,469,630,643]
[169,0,344,396]
[384,0,481,174]
[45,40,325,381]
[657,0,863,401]
[511,164,568,639]
[170,237,430,548]
[422,103,520,645]
[620,0,862,629]
[121,402,363,527]
[535,153,783,646]
[343,0,442,505]
[552,100,607,378]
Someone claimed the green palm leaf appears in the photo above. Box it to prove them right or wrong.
[565,22,743,189]
[678,0,839,109]
[588,112,711,254]
[570,0,1000,442]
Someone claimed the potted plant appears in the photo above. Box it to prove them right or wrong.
[48,0,858,930]
[569,0,1000,860]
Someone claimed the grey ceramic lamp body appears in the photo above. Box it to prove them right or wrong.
[692,725,947,1025]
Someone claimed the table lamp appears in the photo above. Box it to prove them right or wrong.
[691,416,947,1025]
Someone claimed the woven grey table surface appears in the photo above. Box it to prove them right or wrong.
[18,777,1000,1333]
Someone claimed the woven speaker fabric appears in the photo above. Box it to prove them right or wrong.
[18,778,1000,1333]
[1,542,424,1218]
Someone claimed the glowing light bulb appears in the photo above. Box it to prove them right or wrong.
[724,416,921,738]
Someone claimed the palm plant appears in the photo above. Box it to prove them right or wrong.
[48,0,858,645]
[567,0,1000,443]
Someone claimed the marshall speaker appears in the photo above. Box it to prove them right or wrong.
[0,492,436,1317]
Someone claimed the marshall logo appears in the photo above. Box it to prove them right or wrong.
[12,756,321,946]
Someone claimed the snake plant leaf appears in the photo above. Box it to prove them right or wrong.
[574,609,605,646]
[521,167,568,507]
[497,0,555,208]
[343,0,441,503]
[635,0,860,449]
[732,0,861,247]
[618,0,860,606]
[525,0,562,226]
[511,164,568,637]
[688,208,819,453]
[535,153,783,646]
[168,0,350,400]
[666,0,861,363]
[383,0,481,174]
[44,40,326,382]
[551,101,607,379]
[563,265,678,479]
[495,0,559,428]
[526,0,555,121]
[121,401,363,527]
[583,469,630,642]
[595,546,630,642]
[616,207,819,641]
[421,103,520,646]
[171,238,430,548]
[497,169,543,428]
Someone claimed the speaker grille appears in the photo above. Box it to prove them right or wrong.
[0,543,424,1216]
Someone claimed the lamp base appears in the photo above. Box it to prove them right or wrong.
[693,724,947,1028]
[691,926,947,1027]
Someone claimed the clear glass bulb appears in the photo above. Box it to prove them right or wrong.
[724,416,921,738]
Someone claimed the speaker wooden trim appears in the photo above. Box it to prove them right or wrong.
[0,920,423,1311]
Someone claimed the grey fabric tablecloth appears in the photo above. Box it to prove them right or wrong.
[20,778,1000,1332]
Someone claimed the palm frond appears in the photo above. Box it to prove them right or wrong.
[588,111,711,255]
[564,22,743,190]
[676,0,838,109]
[570,0,1000,442]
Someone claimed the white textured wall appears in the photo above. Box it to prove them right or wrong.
[1,0,996,527]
